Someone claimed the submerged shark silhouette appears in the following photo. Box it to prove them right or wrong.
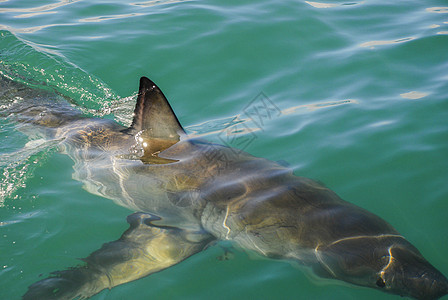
[2,76,447,299]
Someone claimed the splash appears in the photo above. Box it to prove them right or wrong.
[0,30,132,206]
[0,138,61,207]
[0,30,121,117]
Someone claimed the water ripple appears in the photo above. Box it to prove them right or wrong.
[305,1,363,9]
[400,91,429,100]
[426,7,448,14]
[359,37,416,48]
[0,0,80,16]
[0,23,71,34]
[131,0,189,7]
[1,1,447,298]
[79,13,144,23]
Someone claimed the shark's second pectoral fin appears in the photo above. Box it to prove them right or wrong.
[23,213,214,300]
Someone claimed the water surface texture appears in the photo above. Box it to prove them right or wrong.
[1,0,448,299]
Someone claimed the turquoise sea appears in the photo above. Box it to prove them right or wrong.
[1,0,448,299]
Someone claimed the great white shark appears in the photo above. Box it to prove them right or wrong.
[1,75,447,299]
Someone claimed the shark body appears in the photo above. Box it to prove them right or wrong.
[1,76,447,299]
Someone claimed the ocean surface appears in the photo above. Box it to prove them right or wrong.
[1,0,447,299]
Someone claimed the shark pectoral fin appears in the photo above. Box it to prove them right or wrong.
[23,212,214,300]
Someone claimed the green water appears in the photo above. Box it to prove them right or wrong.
[1,0,448,299]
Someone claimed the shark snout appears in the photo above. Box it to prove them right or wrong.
[382,245,448,300]
[407,273,448,300]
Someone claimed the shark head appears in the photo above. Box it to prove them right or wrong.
[379,243,448,300]
[315,235,448,299]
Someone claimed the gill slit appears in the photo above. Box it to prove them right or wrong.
[223,206,231,240]
[315,244,337,277]
[380,246,395,277]
[328,234,405,247]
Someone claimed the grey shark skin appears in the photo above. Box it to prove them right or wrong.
[1,76,446,299]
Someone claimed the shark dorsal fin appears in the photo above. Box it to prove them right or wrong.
[127,77,185,140]
[124,77,186,164]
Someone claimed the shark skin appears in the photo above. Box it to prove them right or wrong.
[1,75,447,299]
